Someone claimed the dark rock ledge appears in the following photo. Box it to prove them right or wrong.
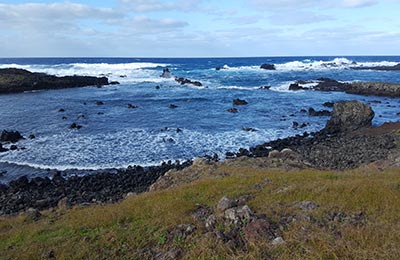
[289,78,400,97]
[0,68,110,94]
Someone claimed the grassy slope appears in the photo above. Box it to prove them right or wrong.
[1,163,400,259]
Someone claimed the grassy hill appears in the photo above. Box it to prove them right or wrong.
[1,160,400,259]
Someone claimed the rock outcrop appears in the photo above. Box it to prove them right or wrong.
[351,63,400,71]
[325,101,374,133]
[0,68,110,94]
[287,78,400,97]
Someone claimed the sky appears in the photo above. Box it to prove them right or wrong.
[0,0,399,57]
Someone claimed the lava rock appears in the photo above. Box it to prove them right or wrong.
[325,100,374,133]
[233,99,248,105]
[0,130,24,143]
[260,64,276,70]
[69,123,82,130]
[308,108,331,117]
[128,104,139,109]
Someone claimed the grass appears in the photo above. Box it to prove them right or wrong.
[1,163,400,259]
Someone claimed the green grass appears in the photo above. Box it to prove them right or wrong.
[1,164,400,259]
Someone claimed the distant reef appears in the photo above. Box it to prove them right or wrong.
[0,68,111,94]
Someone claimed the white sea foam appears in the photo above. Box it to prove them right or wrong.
[211,58,399,72]
[217,86,258,90]
[0,128,289,170]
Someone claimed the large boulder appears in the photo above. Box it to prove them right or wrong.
[260,64,276,70]
[325,101,374,133]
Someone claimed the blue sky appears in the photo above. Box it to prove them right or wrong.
[0,0,399,57]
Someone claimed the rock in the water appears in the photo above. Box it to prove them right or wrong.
[96,101,104,106]
[233,99,248,105]
[0,143,8,152]
[0,130,24,143]
[259,86,271,90]
[227,108,238,113]
[289,83,308,91]
[260,64,276,70]
[10,145,18,151]
[323,102,335,108]
[69,123,82,130]
[308,108,331,117]
[169,104,178,109]
[128,104,138,109]
[160,68,173,78]
[175,77,202,87]
[325,101,374,133]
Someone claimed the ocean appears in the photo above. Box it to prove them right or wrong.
[1,56,399,182]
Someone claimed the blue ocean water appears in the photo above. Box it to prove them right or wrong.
[0,56,399,180]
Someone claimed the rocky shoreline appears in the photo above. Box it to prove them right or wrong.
[0,68,114,94]
[0,161,191,215]
[1,100,399,216]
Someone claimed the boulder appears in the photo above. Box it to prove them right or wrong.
[0,130,24,143]
[227,108,238,113]
[260,64,276,70]
[325,101,374,133]
[0,143,8,152]
[233,98,248,105]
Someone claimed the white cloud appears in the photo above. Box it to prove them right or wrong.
[109,16,188,33]
[340,0,377,8]
[247,0,380,10]
[118,0,201,12]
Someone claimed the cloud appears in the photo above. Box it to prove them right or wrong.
[247,0,380,10]
[340,0,377,8]
[118,0,201,12]
[0,2,119,33]
[109,16,188,33]
[268,11,334,25]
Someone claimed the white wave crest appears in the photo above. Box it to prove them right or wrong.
[0,62,171,84]
[0,128,287,170]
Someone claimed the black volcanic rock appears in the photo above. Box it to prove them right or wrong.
[175,77,202,87]
[325,100,374,133]
[0,68,109,94]
[0,130,24,143]
[260,64,276,70]
[351,63,400,71]
[308,108,331,117]
[233,99,248,105]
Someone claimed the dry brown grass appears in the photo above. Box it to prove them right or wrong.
[1,163,400,259]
